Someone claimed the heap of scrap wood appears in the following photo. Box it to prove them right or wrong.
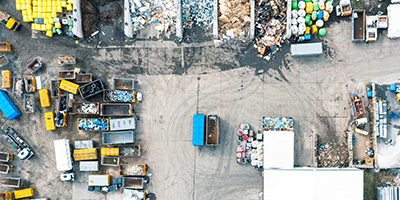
[255,0,287,60]
[218,0,251,39]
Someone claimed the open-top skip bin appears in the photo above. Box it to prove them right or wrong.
[77,118,109,131]
[23,94,35,113]
[100,103,133,116]
[103,89,136,102]
[58,55,76,65]
[102,131,135,145]
[71,102,100,115]
[50,79,61,98]
[119,163,146,176]
[26,58,43,74]
[23,75,36,93]
[0,55,9,68]
[76,73,92,83]
[78,79,105,99]
[113,78,134,90]
[12,77,23,98]
[58,70,76,80]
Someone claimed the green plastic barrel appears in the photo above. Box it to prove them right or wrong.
[313,1,319,10]
[319,28,327,36]
[292,1,298,10]
[52,27,56,33]
[56,28,63,35]
[306,20,313,26]
[312,11,317,21]
[305,14,311,22]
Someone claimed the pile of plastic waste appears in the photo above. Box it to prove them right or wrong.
[78,118,109,131]
[236,124,264,168]
[262,116,293,131]
[317,140,349,167]
[105,90,135,102]
[182,0,214,29]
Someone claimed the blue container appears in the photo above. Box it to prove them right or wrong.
[317,11,323,20]
[304,34,311,40]
[193,114,205,146]
[367,91,372,97]
[0,90,21,120]
[390,112,397,119]
[38,18,44,24]
[390,84,396,91]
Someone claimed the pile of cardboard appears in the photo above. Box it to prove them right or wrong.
[218,0,251,39]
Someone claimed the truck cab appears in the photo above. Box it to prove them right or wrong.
[18,148,34,160]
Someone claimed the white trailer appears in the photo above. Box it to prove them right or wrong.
[388,4,400,39]
[53,139,73,171]
[110,117,136,131]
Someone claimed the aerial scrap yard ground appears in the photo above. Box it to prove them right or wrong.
[1,0,400,199]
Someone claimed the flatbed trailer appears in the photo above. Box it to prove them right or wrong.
[119,164,147,176]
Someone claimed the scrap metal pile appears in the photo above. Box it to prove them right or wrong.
[255,0,287,60]
[129,0,177,33]
[218,0,251,39]
[316,140,349,167]
[182,0,214,29]
[262,116,293,131]
[236,124,264,168]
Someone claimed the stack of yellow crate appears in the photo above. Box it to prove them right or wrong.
[15,0,73,37]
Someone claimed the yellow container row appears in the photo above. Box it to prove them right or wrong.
[31,23,53,31]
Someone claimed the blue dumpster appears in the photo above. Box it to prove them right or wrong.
[0,90,21,120]
[193,114,205,146]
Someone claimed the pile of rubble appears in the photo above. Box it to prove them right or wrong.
[236,124,264,168]
[218,0,251,39]
[317,140,349,167]
[129,0,177,33]
[255,0,287,60]
[182,0,214,29]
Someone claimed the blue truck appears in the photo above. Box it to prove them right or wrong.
[192,114,205,146]
[0,90,21,120]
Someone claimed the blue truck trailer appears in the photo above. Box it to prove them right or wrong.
[193,114,205,146]
[0,90,21,120]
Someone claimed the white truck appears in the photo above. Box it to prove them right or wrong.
[53,139,74,181]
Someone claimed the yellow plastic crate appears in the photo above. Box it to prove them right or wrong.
[56,0,61,6]
[16,0,21,3]
[55,22,61,28]
[26,0,31,4]
[44,112,56,131]
[52,6,56,12]
[33,6,37,11]
[21,0,25,4]
[46,23,52,30]
[16,4,22,10]
[66,4,72,11]
[37,0,42,6]
[56,6,62,12]
[47,6,52,12]
[37,6,42,12]
[22,10,27,16]
[40,24,46,31]
[28,15,33,22]
[61,0,66,7]
[46,30,53,37]
[46,12,51,18]
[27,9,32,15]
[14,188,34,199]
[48,17,53,24]
[47,0,51,6]
[32,0,37,5]
[51,12,56,18]
[22,16,28,22]
[42,1,46,6]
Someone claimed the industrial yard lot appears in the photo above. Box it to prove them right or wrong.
[1,0,400,199]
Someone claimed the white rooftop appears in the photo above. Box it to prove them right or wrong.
[264,168,364,200]
[388,4,400,39]
[263,131,294,169]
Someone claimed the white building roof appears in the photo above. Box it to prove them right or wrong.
[388,4,400,39]
[263,131,294,169]
[264,168,364,200]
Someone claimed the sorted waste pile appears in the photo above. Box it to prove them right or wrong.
[316,140,349,167]
[14,0,74,37]
[104,90,135,102]
[262,116,293,131]
[129,0,177,33]
[236,124,264,168]
[182,0,214,29]
[255,0,287,60]
[77,103,98,114]
[78,118,109,131]
[218,0,251,39]
[290,0,333,41]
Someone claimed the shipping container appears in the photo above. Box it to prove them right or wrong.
[79,161,99,171]
[39,89,51,107]
[1,177,21,188]
[101,147,119,157]
[78,79,105,99]
[101,157,120,166]
[88,174,110,186]
[290,43,323,56]
[192,114,205,146]
[13,188,34,199]
[12,77,23,98]
[119,164,147,176]
[206,115,219,146]
[0,163,12,174]
[102,131,135,145]
[0,90,21,120]
[2,70,11,88]
[59,79,79,94]
[44,112,56,131]
[110,117,136,131]
[73,148,97,161]
[100,103,133,116]
[24,94,35,113]
[76,73,92,83]
[113,78,134,90]
[23,75,36,93]
[58,70,75,80]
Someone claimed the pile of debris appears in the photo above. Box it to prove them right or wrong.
[236,124,264,168]
[78,118,109,131]
[128,0,177,33]
[182,0,214,29]
[77,103,99,114]
[316,140,349,167]
[99,3,122,26]
[104,90,135,102]
[262,116,293,131]
[255,0,287,60]
[218,0,251,39]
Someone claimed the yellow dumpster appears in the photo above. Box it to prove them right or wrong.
[101,147,119,157]
[59,79,79,94]
[39,89,51,107]
[13,188,34,199]
[44,112,56,131]
[1,70,12,89]
[0,192,13,200]
[73,148,97,161]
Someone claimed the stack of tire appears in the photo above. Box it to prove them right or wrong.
[291,0,333,41]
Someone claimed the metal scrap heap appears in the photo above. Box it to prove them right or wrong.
[182,0,214,29]
[255,0,287,60]
[218,0,251,39]
[316,141,349,167]
[129,0,177,33]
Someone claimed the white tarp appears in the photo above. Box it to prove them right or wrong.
[73,0,83,38]
[263,131,294,169]
[264,168,364,200]
[54,139,73,171]
[388,4,400,39]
